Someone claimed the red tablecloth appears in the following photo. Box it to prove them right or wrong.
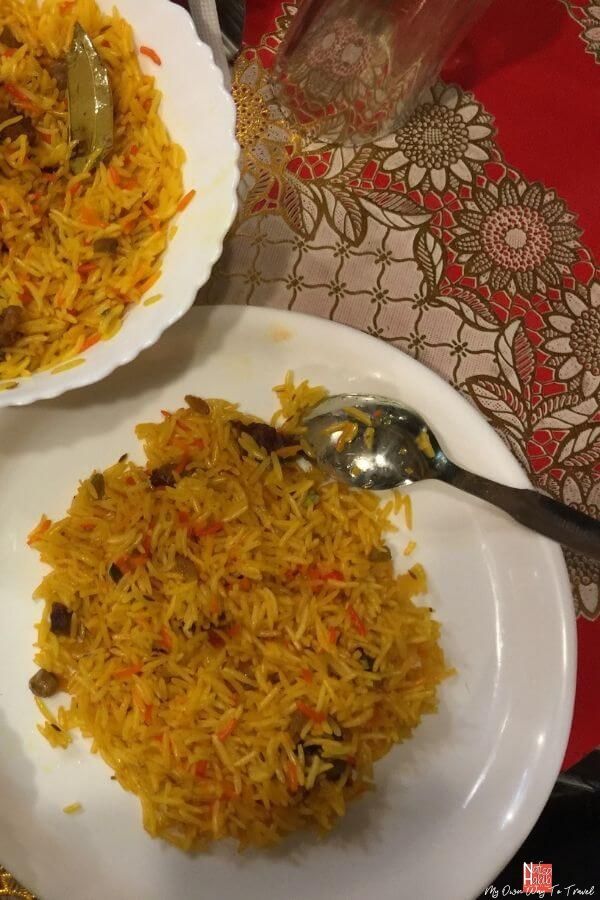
[207,0,600,771]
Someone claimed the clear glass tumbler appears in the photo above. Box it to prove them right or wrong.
[272,0,491,145]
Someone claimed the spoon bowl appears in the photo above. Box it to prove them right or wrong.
[302,393,600,561]
[303,394,445,489]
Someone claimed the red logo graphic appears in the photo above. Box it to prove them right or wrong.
[523,863,553,894]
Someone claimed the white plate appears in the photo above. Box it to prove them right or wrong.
[0,306,575,900]
[0,0,238,407]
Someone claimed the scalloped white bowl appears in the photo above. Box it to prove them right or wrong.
[0,0,239,407]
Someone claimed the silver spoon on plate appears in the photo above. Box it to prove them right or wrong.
[302,394,600,561]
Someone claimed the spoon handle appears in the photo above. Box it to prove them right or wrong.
[445,464,600,561]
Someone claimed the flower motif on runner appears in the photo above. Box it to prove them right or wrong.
[581,5,600,59]
[232,57,298,213]
[562,1,600,62]
[233,52,430,244]
[382,84,494,192]
[565,545,600,619]
[451,178,582,294]
[542,473,600,618]
[541,282,600,398]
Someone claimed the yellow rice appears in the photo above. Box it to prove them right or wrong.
[62,802,82,814]
[30,376,450,851]
[0,0,185,380]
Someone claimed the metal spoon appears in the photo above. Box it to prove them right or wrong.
[302,394,600,561]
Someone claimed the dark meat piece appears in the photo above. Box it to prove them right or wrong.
[118,453,128,463]
[93,237,119,255]
[29,668,59,697]
[0,26,21,48]
[149,464,176,489]
[231,420,291,453]
[322,759,347,781]
[174,553,197,581]
[50,602,73,636]
[0,105,36,145]
[368,545,392,563]
[199,611,228,632]
[45,57,68,92]
[300,732,348,781]
[301,743,319,768]
[0,305,23,349]
[288,711,306,740]
[177,620,197,636]
[185,395,210,415]
[357,649,376,671]
[109,563,123,583]
[90,472,105,499]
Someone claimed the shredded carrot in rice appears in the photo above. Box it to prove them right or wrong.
[80,333,100,352]
[139,45,161,65]
[27,515,51,544]
[114,663,143,680]
[216,718,238,742]
[77,262,98,276]
[177,189,196,213]
[136,271,161,295]
[159,626,173,651]
[79,206,105,228]
[285,761,299,792]
[297,701,326,724]
[347,604,368,637]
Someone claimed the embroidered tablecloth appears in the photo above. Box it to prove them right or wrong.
[3,0,600,895]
